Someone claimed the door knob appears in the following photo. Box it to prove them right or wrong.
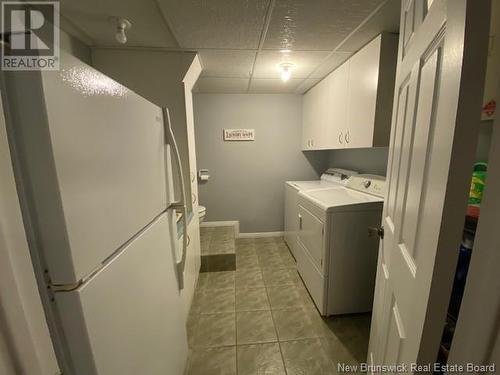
[368,226,384,239]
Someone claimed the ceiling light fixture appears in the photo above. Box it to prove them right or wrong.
[280,63,293,82]
[113,17,131,44]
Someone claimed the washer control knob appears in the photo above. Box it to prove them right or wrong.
[364,180,371,188]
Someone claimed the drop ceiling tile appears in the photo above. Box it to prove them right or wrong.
[60,0,178,47]
[253,50,330,79]
[195,78,250,93]
[310,52,351,78]
[157,0,269,49]
[198,50,256,78]
[248,78,302,93]
[295,78,321,94]
[338,0,401,52]
[263,0,385,51]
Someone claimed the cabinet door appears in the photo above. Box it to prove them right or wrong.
[308,78,329,150]
[327,62,349,149]
[311,75,330,150]
[297,205,324,271]
[347,36,381,148]
[302,89,314,150]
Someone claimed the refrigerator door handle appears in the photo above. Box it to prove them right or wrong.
[162,107,188,290]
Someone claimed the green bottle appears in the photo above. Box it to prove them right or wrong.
[468,162,487,206]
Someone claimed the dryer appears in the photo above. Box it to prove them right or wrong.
[284,168,358,258]
[296,175,386,316]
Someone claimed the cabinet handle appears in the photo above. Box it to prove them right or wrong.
[192,193,197,204]
[311,139,314,147]
[298,214,303,230]
[186,234,191,247]
[339,132,343,144]
[345,131,350,144]
[191,172,195,183]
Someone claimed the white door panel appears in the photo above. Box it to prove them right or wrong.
[40,52,168,284]
[55,214,187,375]
[284,184,299,257]
[369,0,490,370]
[296,240,325,314]
[297,205,324,271]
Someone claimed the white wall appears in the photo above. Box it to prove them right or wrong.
[194,94,327,233]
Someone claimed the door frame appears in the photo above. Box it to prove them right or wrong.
[448,34,500,368]
[0,88,60,375]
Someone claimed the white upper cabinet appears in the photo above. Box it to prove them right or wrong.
[347,37,380,148]
[328,61,350,149]
[302,33,398,150]
[302,74,330,149]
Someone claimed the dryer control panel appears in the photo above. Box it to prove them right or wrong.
[347,174,386,198]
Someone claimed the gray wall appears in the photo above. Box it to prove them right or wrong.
[194,94,327,233]
[326,147,389,175]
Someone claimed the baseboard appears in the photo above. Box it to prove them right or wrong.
[200,221,240,237]
[201,220,238,228]
[200,222,283,239]
[238,231,284,239]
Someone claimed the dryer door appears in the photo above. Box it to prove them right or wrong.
[297,205,324,272]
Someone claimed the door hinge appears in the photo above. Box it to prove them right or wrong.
[368,226,384,239]
[43,269,56,302]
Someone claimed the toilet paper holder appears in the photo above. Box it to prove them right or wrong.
[198,169,210,182]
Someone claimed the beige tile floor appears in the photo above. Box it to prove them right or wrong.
[186,228,370,375]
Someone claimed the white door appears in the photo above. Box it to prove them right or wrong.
[368,0,490,370]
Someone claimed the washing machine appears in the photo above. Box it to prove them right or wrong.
[284,168,358,258]
[296,174,386,316]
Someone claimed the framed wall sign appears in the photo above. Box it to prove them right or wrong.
[223,129,255,141]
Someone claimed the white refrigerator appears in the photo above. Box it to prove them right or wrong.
[2,50,189,375]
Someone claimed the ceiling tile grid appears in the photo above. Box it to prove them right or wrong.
[60,0,179,47]
[60,0,400,93]
[253,50,330,79]
[263,0,384,51]
[249,78,303,93]
[156,0,270,49]
[198,50,257,77]
[194,77,250,93]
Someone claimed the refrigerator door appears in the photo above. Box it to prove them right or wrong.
[55,213,187,375]
[5,50,168,284]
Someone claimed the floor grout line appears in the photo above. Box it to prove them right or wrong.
[192,231,365,374]
[265,273,289,375]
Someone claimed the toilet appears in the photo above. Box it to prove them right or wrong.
[198,205,206,223]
